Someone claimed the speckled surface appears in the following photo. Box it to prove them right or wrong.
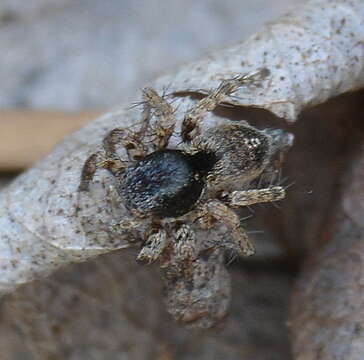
[1,0,364,358]
[0,0,301,109]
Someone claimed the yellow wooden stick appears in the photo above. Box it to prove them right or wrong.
[0,110,101,171]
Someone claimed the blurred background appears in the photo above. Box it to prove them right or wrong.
[0,0,300,175]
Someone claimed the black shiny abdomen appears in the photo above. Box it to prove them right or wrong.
[120,150,204,218]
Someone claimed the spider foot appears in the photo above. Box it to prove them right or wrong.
[198,199,255,256]
[136,228,169,265]
[174,224,198,261]
[97,158,127,176]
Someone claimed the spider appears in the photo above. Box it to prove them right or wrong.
[79,68,293,327]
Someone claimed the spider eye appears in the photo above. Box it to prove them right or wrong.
[120,150,204,218]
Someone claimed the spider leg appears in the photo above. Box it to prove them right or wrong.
[136,228,169,264]
[80,127,141,196]
[228,186,285,207]
[160,224,198,275]
[80,123,144,191]
[79,152,106,191]
[103,128,146,162]
[142,87,176,150]
[181,68,270,141]
[173,224,198,263]
[199,200,255,256]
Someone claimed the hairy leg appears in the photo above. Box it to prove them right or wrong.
[79,127,141,191]
[181,68,270,141]
[136,228,169,264]
[142,87,176,150]
[173,224,198,264]
[80,87,178,191]
[228,186,285,207]
[79,152,103,191]
[198,199,255,256]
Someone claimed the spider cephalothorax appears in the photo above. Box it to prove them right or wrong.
[79,68,293,327]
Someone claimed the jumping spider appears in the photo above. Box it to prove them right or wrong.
[79,68,293,326]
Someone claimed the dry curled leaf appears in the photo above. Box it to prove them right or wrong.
[0,0,364,357]
[1,0,363,296]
